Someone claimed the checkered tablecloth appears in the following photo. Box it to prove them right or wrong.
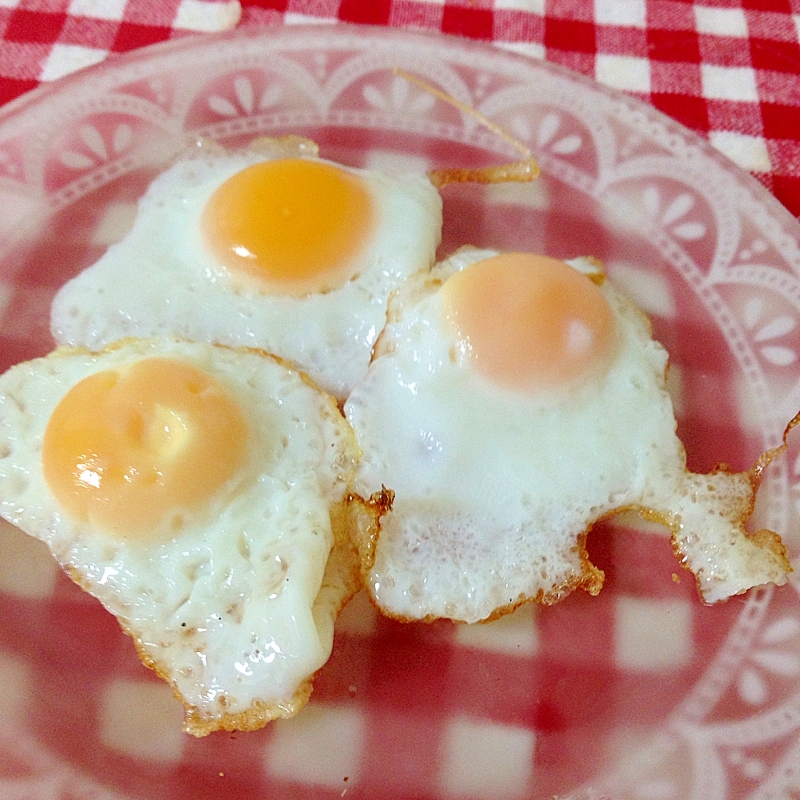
[0,0,798,219]
[1,5,800,800]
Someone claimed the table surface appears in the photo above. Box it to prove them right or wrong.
[1,4,800,800]
[0,0,798,220]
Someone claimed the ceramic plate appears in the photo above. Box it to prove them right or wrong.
[1,24,799,800]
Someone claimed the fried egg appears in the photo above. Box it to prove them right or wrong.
[50,139,443,400]
[0,337,385,735]
[344,248,793,623]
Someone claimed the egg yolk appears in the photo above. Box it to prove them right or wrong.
[201,158,375,296]
[441,253,616,392]
[42,358,248,539]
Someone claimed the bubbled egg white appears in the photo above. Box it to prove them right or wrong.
[344,247,791,623]
[0,337,364,735]
[50,141,443,400]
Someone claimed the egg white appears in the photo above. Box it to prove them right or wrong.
[0,337,364,734]
[50,146,443,400]
[344,248,791,623]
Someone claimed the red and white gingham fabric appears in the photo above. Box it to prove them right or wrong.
[0,0,798,218]
[0,5,799,799]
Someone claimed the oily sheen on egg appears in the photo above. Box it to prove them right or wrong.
[201,158,375,295]
[50,144,442,400]
[0,338,366,735]
[440,252,616,391]
[42,357,248,540]
[344,248,791,623]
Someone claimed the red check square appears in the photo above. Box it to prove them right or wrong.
[5,9,66,44]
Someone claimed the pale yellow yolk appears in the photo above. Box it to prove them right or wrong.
[201,159,375,296]
[441,253,616,392]
[42,358,248,539]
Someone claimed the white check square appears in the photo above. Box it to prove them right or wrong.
[438,717,534,799]
[40,44,107,82]
[494,0,545,12]
[267,704,365,788]
[495,40,546,61]
[701,64,758,102]
[91,202,138,247]
[284,12,338,25]
[0,518,57,599]
[615,596,694,671]
[596,54,651,93]
[694,5,748,38]
[710,130,772,173]
[100,681,185,761]
[595,0,646,28]
[0,653,32,722]
[608,263,677,319]
[68,0,127,21]
[173,0,241,32]
[456,604,539,656]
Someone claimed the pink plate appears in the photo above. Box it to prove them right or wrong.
[1,24,799,800]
